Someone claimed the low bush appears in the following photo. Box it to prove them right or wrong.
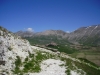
[8,46,13,51]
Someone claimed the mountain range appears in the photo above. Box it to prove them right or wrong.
[16,24,100,46]
[0,26,100,75]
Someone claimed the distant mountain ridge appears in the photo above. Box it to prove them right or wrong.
[16,30,34,37]
[34,30,67,36]
[16,24,100,46]
[68,24,100,46]
[16,29,67,37]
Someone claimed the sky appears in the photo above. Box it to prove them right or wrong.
[0,0,100,32]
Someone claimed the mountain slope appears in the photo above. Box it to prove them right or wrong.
[16,24,100,46]
[16,30,70,48]
[16,30,68,37]
[1,26,100,75]
[68,25,100,46]
[16,30,34,37]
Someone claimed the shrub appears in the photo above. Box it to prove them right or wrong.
[13,56,22,74]
[66,69,71,75]
[0,41,2,44]
[8,46,13,51]
[25,56,28,62]
[28,51,34,58]
[15,56,22,67]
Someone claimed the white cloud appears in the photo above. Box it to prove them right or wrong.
[66,31,70,33]
[26,28,34,32]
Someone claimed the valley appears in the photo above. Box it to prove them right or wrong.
[18,25,100,67]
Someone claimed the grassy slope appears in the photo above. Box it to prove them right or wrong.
[24,36,77,54]
[13,49,100,75]
[70,50,100,66]
[24,35,100,68]
[24,35,70,45]
[79,35,100,47]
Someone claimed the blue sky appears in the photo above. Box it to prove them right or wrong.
[0,0,100,32]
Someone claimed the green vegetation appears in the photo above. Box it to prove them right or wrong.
[24,36,77,54]
[79,36,100,47]
[8,46,13,51]
[73,60,100,75]
[28,51,34,58]
[60,56,100,75]
[78,58,99,67]
[12,47,100,75]
[23,59,41,73]
[0,41,2,44]
[47,45,78,54]
[70,50,100,66]
[24,35,70,46]
[23,33,100,75]
[66,69,71,75]
[13,50,57,75]
[15,56,22,66]
[13,56,22,74]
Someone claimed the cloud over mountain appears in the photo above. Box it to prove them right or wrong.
[26,28,34,32]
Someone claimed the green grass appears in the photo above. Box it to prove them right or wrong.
[78,58,99,67]
[73,61,100,75]
[47,45,78,54]
[59,52,100,75]
[13,50,57,74]
[24,35,71,46]
[23,51,42,73]
[70,50,100,66]
[24,36,78,54]
[13,49,100,75]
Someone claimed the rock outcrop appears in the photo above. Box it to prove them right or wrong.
[0,26,33,75]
